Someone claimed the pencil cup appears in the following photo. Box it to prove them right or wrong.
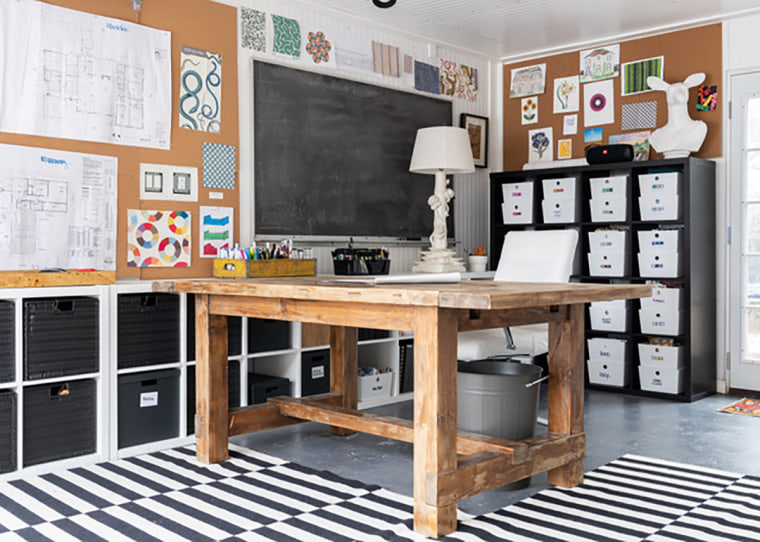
[468,255,488,273]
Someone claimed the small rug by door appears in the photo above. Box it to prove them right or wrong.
[718,397,760,417]
[0,445,758,541]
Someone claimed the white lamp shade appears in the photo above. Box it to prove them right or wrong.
[409,126,475,174]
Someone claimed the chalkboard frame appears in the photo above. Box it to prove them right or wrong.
[252,60,454,240]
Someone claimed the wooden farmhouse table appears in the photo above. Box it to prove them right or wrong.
[154,276,650,538]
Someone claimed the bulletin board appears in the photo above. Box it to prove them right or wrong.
[0,0,239,279]
[501,24,722,171]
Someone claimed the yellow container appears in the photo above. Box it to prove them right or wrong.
[213,258,316,278]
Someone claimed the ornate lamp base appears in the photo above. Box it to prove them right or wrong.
[413,247,466,273]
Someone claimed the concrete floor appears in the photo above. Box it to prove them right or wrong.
[233,388,760,516]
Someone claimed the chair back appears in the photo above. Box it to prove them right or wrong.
[493,229,578,283]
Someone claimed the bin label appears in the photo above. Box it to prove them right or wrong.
[311,365,325,379]
[140,391,158,408]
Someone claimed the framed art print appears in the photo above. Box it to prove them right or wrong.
[460,113,488,168]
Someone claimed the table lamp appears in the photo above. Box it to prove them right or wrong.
[409,126,475,272]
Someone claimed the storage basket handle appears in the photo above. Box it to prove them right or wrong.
[53,300,74,313]
[50,383,70,398]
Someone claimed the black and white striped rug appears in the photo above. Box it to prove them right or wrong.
[0,445,757,541]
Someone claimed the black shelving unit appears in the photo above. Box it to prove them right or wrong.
[490,157,716,402]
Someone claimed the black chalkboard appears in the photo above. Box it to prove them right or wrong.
[253,61,453,238]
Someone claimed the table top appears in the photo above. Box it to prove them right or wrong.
[154,276,651,311]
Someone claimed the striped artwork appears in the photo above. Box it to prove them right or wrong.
[0,448,757,541]
[622,56,664,95]
[371,41,401,77]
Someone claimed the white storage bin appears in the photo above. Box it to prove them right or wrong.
[502,201,532,224]
[589,175,628,200]
[638,172,680,196]
[587,359,628,387]
[590,196,627,222]
[588,251,626,277]
[358,368,394,401]
[640,287,682,311]
[542,177,576,200]
[542,196,576,223]
[637,230,682,252]
[638,343,683,369]
[587,337,627,363]
[588,230,627,253]
[639,193,680,221]
[638,251,680,278]
[502,181,533,206]
[639,308,682,336]
[589,299,627,332]
[638,365,683,394]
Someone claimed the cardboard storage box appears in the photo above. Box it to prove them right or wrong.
[638,343,683,369]
[118,369,179,448]
[249,373,291,404]
[639,365,683,394]
[587,359,628,387]
[358,368,394,401]
[589,300,627,332]
[589,196,627,222]
[639,308,682,336]
[589,175,628,200]
[301,349,330,396]
[638,172,680,196]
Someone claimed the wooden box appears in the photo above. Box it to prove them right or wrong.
[213,258,316,278]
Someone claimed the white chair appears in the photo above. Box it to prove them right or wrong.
[458,229,579,362]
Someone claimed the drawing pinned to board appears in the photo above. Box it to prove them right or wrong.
[304,30,334,67]
[697,84,718,111]
[609,131,652,161]
[240,8,266,52]
[579,44,619,83]
[583,79,615,126]
[272,14,301,57]
[622,56,664,95]
[553,75,579,113]
[528,127,553,163]
[621,101,658,131]
[558,139,572,159]
[584,127,603,152]
[521,97,538,125]
[127,210,191,267]
[510,63,546,98]
[335,40,373,73]
[564,114,578,135]
[203,143,236,189]
[372,41,401,77]
[414,61,440,94]
[179,47,222,133]
[200,206,233,258]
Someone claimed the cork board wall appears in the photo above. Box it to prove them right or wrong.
[502,24,722,171]
[0,0,239,279]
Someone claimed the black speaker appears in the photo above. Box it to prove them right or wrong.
[586,144,634,164]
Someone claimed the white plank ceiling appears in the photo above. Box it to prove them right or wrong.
[300,0,760,59]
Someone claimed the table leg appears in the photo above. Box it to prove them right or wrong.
[330,325,357,435]
[547,303,585,487]
[194,294,229,464]
[413,307,458,538]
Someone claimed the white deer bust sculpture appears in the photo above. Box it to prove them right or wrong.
[646,73,707,158]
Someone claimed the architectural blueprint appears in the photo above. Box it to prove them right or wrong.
[0,143,117,271]
[0,0,171,149]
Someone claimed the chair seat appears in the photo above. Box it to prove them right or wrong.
[457,324,548,362]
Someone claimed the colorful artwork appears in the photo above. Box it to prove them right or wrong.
[439,60,478,101]
[580,44,620,83]
[179,47,222,133]
[241,8,266,52]
[272,14,301,58]
[697,84,718,111]
[521,97,538,125]
[622,56,664,95]
[414,61,440,94]
[558,139,572,159]
[510,63,546,98]
[528,127,553,163]
[127,210,191,267]
[584,79,615,126]
[203,143,236,190]
[200,206,234,258]
[610,131,652,161]
[304,30,332,64]
[584,127,603,152]
[553,75,579,113]
[621,101,658,131]
[404,54,413,74]
[372,41,400,77]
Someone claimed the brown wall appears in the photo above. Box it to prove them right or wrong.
[502,24,722,171]
[0,0,239,279]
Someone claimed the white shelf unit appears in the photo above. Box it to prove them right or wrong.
[0,284,110,481]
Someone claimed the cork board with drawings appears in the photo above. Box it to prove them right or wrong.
[501,24,722,171]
